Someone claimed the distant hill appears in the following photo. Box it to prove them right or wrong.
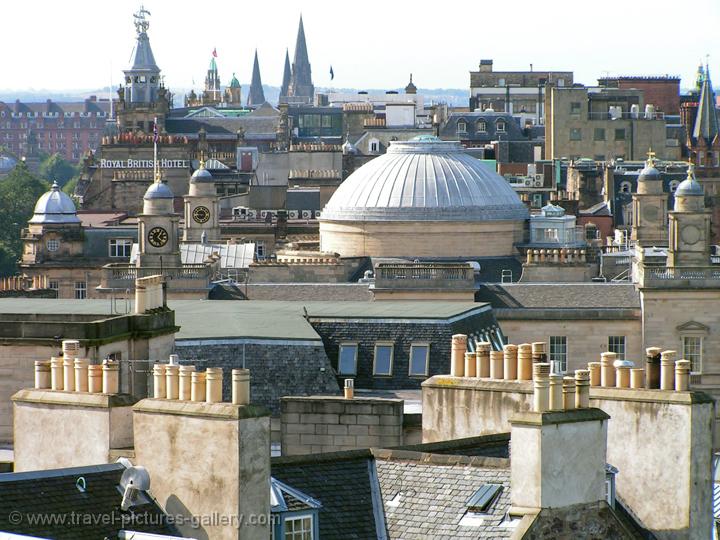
[0,85,470,107]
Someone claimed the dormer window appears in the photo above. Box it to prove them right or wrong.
[457,120,467,133]
[496,120,506,133]
[477,121,486,133]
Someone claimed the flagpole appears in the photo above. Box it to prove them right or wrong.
[153,116,159,183]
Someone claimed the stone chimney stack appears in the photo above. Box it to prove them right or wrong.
[510,407,610,510]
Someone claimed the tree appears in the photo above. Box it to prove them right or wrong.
[0,162,49,276]
[38,153,78,187]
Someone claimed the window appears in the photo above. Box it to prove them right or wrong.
[109,238,133,258]
[620,180,632,193]
[373,343,394,376]
[614,128,626,141]
[682,336,702,374]
[338,343,358,375]
[409,343,430,376]
[48,280,59,291]
[608,336,626,360]
[255,241,266,260]
[284,515,313,540]
[496,120,506,132]
[594,128,606,141]
[569,128,582,141]
[46,239,59,252]
[549,336,567,372]
[558,78,566,87]
[498,78,506,86]
[74,281,87,300]
[476,120,486,132]
[570,102,581,114]
[457,120,467,133]
[369,139,380,153]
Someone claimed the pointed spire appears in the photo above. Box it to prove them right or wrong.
[692,65,719,146]
[280,49,292,100]
[288,15,314,102]
[247,49,266,107]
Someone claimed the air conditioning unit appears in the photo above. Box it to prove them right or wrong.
[534,177,544,188]
[260,210,268,219]
[314,211,322,219]
[524,178,533,187]
[289,210,299,219]
[247,209,257,219]
[301,210,312,219]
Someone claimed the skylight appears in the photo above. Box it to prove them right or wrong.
[466,484,502,513]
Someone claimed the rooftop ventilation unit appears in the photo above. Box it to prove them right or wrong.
[119,465,151,511]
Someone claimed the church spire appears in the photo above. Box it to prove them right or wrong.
[288,15,314,103]
[280,49,292,101]
[692,65,719,147]
[247,49,266,108]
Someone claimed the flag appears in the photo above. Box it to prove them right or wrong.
[153,116,158,143]
[330,66,334,80]
[212,48,218,58]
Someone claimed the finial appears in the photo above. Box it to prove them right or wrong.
[646,147,656,167]
[51,180,59,190]
[686,160,695,181]
[133,5,151,35]
[410,73,413,83]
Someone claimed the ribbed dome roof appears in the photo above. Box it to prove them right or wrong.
[676,174,704,196]
[190,166,213,184]
[29,182,80,225]
[321,138,528,222]
[144,181,174,200]
[638,164,661,182]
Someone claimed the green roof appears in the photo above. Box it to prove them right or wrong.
[0,299,487,342]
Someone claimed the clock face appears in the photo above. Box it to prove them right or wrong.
[642,205,658,221]
[192,205,210,224]
[147,227,169,248]
[681,225,701,245]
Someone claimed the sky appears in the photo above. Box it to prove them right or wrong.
[1,0,718,94]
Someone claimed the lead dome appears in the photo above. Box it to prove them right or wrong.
[319,137,528,257]
[29,182,81,225]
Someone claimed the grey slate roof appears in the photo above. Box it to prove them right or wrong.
[475,283,640,310]
[376,457,512,539]
[440,112,530,143]
[0,463,176,539]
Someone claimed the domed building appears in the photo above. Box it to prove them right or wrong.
[28,182,81,226]
[319,137,528,257]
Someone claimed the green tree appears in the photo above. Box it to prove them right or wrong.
[0,162,49,276]
[38,153,78,187]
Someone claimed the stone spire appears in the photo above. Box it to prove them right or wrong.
[288,15,314,103]
[692,65,719,147]
[280,49,292,101]
[204,52,221,104]
[247,50,266,108]
[124,6,161,104]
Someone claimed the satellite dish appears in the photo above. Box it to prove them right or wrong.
[120,465,151,491]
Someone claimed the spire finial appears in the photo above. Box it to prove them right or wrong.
[686,160,695,181]
[646,147,656,167]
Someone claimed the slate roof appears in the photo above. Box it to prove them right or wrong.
[475,283,641,311]
[439,112,531,143]
[376,456,512,539]
[272,451,381,539]
[0,463,176,540]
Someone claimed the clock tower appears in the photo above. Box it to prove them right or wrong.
[183,162,220,242]
[136,174,181,269]
[631,150,668,248]
[667,164,711,268]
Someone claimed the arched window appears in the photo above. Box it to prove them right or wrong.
[620,181,632,193]
[477,120,486,133]
[669,180,680,193]
[457,120,467,134]
[496,120,506,132]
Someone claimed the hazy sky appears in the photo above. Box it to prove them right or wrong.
[2,0,718,94]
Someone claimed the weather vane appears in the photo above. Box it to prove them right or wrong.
[646,148,656,167]
[133,5,151,35]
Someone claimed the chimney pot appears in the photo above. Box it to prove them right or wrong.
[475,342,491,378]
[206,367,223,403]
[588,362,601,386]
[191,371,207,402]
[74,359,89,392]
[490,350,504,379]
[153,364,167,399]
[503,344,518,380]
[517,343,533,380]
[102,359,119,394]
[179,365,195,400]
[574,369,590,408]
[63,359,75,392]
[232,368,251,405]
[645,347,662,389]
[600,352,617,387]
[614,360,633,388]
[34,361,51,390]
[533,362,551,412]
[344,378,354,399]
[464,352,477,378]
[532,342,547,363]
[630,368,645,389]
[87,365,103,393]
[549,374,563,410]
[451,334,467,377]
[675,360,691,391]
[165,364,180,399]
[660,350,677,391]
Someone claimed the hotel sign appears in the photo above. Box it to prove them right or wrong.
[99,159,189,169]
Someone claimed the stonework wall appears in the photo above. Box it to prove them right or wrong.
[280,396,403,455]
[174,341,340,415]
[248,263,350,283]
[496,317,643,371]
[319,219,524,257]
[519,264,598,282]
